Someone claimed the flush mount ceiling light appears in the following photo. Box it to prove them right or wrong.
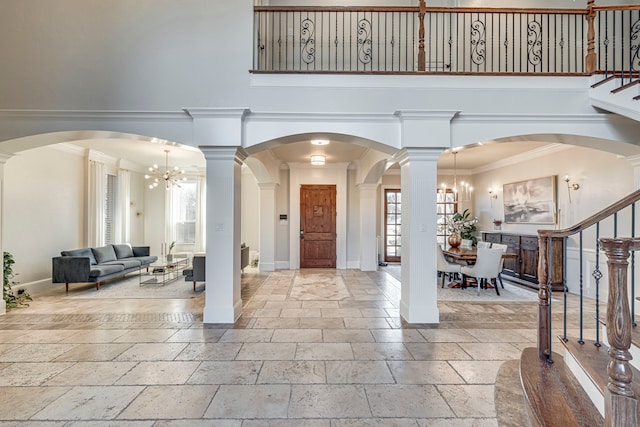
[145,149,187,190]
[310,155,326,165]
[311,139,330,146]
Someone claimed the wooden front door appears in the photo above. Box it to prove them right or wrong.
[300,185,336,268]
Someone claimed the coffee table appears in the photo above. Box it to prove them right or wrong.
[140,257,190,286]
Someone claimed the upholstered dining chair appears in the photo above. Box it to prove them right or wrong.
[437,243,462,288]
[461,247,504,296]
[490,243,508,289]
[477,241,492,248]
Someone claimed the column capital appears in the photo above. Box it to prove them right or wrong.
[258,182,279,191]
[397,147,443,167]
[200,146,248,165]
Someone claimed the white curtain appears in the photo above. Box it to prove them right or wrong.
[195,175,206,253]
[115,168,131,244]
[87,160,105,247]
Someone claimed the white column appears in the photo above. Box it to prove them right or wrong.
[258,182,278,272]
[201,147,247,323]
[0,156,6,315]
[399,148,441,324]
[359,183,379,271]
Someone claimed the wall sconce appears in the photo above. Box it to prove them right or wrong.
[488,188,498,207]
[310,155,325,165]
[564,175,580,203]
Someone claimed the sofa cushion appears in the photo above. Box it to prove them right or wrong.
[113,244,134,259]
[61,248,97,265]
[92,245,117,264]
[88,264,125,279]
[103,259,141,270]
[131,255,157,266]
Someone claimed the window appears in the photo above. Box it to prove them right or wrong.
[104,174,116,245]
[172,180,197,244]
[384,189,401,262]
[437,188,457,246]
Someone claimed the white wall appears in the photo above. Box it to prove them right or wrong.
[4,146,85,284]
[346,169,360,268]
[275,168,290,268]
[129,171,146,245]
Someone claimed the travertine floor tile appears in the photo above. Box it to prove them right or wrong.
[119,385,218,419]
[325,361,394,384]
[114,343,188,361]
[271,329,323,342]
[174,342,242,361]
[288,385,371,418]
[0,362,75,386]
[438,384,497,418]
[188,361,262,384]
[351,343,414,360]
[404,343,472,361]
[0,386,70,420]
[115,361,200,385]
[257,360,326,384]
[53,343,133,362]
[387,361,464,384]
[205,384,290,418]
[33,385,145,420]
[235,343,297,360]
[46,361,137,385]
[365,384,454,418]
[295,343,354,360]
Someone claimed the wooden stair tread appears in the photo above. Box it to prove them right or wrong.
[520,347,602,427]
[560,338,640,400]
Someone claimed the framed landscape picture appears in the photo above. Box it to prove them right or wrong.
[503,175,556,224]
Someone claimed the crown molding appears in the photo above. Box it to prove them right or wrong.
[473,143,572,174]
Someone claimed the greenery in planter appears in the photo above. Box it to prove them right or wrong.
[3,251,31,309]
[449,209,479,246]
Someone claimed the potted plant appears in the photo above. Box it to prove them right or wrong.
[3,251,31,309]
[166,241,176,262]
[493,219,503,230]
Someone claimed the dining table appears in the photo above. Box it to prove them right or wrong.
[441,245,517,288]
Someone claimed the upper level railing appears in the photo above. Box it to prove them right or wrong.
[253,1,640,81]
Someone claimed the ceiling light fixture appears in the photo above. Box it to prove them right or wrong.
[311,139,330,146]
[310,155,326,165]
[145,149,187,190]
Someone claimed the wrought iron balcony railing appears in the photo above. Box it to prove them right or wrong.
[252,1,640,80]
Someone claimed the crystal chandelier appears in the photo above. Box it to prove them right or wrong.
[145,149,186,190]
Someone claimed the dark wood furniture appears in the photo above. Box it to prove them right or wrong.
[482,231,565,291]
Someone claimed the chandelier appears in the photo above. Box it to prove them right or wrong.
[145,149,186,190]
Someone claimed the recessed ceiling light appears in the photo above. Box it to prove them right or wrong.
[311,139,330,146]
[310,155,326,165]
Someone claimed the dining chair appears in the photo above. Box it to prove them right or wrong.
[460,239,473,249]
[437,243,462,288]
[491,243,508,289]
[477,241,492,248]
[460,247,504,295]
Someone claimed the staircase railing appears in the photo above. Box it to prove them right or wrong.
[253,1,639,78]
[537,189,640,426]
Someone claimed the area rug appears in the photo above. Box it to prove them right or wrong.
[67,274,203,300]
[289,270,351,300]
[380,264,540,303]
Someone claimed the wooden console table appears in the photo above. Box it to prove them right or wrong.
[482,232,565,292]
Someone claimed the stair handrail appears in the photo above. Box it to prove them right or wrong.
[536,190,640,427]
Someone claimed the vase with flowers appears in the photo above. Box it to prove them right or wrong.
[493,219,503,230]
[448,209,478,247]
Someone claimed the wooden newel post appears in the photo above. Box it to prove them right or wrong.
[585,0,597,73]
[537,232,551,361]
[418,0,426,72]
[600,238,637,427]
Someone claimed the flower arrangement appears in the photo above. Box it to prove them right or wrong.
[448,209,479,245]
[492,219,503,226]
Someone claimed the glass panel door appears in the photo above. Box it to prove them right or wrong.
[437,189,458,247]
[384,189,401,262]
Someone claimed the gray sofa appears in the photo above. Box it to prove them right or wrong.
[52,244,157,292]
[183,244,250,291]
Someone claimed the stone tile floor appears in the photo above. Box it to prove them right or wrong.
[0,268,598,426]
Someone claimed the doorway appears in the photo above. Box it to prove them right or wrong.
[384,188,401,263]
[300,185,337,268]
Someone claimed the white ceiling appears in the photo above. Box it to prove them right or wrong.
[66,137,552,173]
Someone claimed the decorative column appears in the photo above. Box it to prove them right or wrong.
[200,147,247,323]
[258,182,278,271]
[585,0,597,74]
[0,155,6,316]
[399,148,441,323]
[359,183,379,271]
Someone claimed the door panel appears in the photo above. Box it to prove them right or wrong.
[384,189,401,262]
[300,185,336,268]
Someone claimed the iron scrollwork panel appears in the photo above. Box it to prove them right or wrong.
[471,20,486,66]
[301,18,315,65]
[632,17,640,71]
[527,20,543,67]
[358,18,373,65]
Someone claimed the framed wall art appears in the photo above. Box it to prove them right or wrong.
[503,175,556,224]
